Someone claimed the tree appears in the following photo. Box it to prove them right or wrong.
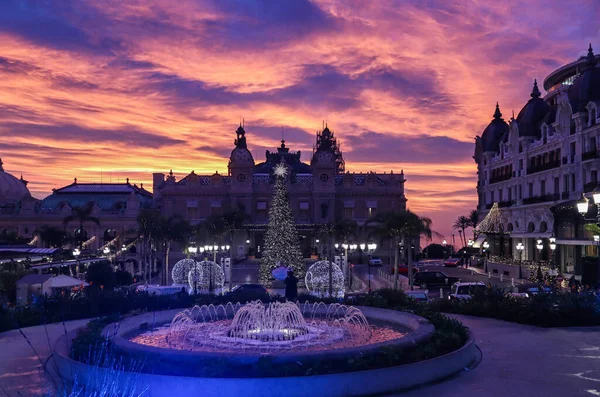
[259,164,304,284]
[137,209,162,283]
[63,203,100,249]
[423,243,446,259]
[114,269,134,286]
[85,261,115,290]
[453,215,471,248]
[200,209,249,260]
[317,219,358,295]
[370,210,434,290]
[469,210,479,239]
[158,215,192,285]
[37,225,67,248]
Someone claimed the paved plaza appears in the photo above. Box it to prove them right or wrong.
[1,314,600,396]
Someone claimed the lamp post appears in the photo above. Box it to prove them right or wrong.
[549,235,556,270]
[203,244,229,294]
[188,245,198,295]
[442,239,447,259]
[73,248,81,277]
[536,239,544,278]
[516,242,524,279]
[363,243,376,293]
[120,244,127,271]
[483,241,490,272]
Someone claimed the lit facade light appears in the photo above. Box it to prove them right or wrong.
[213,245,218,250]
[225,245,230,250]
[199,247,205,253]
[468,239,474,247]
[188,246,198,254]
[550,243,556,251]
[577,194,589,214]
[595,235,600,242]
[121,244,127,252]
[103,247,110,254]
[334,243,339,249]
[516,242,524,251]
[359,243,366,250]
[483,241,489,249]
[593,186,600,205]
[73,248,81,257]
[315,239,320,243]
[442,239,447,246]
[342,243,349,250]
[368,243,377,251]
[204,245,210,252]
[246,239,250,244]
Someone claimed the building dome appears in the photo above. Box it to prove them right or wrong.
[481,103,509,152]
[516,79,552,138]
[0,159,30,206]
[229,147,254,165]
[568,45,600,113]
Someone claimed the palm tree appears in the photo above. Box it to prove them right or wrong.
[137,209,162,283]
[453,215,471,248]
[469,210,479,239]
[199,209,249,261]
[63,203,100,250]
[37,225,67,248]
[158,215,192,285]
[316,219,358,295]
[369,210,434,290]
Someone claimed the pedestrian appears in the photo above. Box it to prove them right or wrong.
[284,270,298,302]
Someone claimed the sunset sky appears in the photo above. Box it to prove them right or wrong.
[1,0,598,240]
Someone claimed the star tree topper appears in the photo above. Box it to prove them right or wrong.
[274,163,288,178]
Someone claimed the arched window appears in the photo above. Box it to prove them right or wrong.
[507,223,514,232]
[591,107,597,126]
[527,222,535,233]
[539,221,548,233]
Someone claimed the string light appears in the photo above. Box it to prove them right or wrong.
[172,258,196,285]
[305,260,345,298]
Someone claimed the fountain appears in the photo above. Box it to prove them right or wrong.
[159,301,373,352]
[53,301,477,397]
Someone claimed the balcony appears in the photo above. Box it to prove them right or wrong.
[498,200,515,208]
[582,149,599,161]
[489,173,512,184]
[527,160,561,175]
[522,193,560,205]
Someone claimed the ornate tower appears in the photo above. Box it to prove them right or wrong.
[228,124,255,211]
[311,125,341,223]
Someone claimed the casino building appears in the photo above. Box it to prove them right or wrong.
[0,124,408,271]
[153,125,408,261]
[474,44,600,280]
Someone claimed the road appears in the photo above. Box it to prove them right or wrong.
[227,260,520,298]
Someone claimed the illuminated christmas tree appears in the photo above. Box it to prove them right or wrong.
[259,163,305,284]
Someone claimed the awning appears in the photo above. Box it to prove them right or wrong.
[556,239,595,246]
[50,275,89,288]
[510,232,552,239]
[472,235,487,248]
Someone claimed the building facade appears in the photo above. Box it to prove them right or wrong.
[154,125,408,261]
[0,160,151,273]
[474,45,600,278]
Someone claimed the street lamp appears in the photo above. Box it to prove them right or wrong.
[442,239,447,259]
[73,248,81,277]
[536,239,544,277]
[483,241,490,272]
[516,242,524,279]
[188,245,198,295]
[364,242,377,293]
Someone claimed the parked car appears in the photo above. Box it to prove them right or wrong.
[507,283,552,298]
[406,290,429,302]
[413,271,460,289]
[448,282,487,300]
[225,284,269,302]
[389,264,419,276]
[444,257,461,267]
[368,256,383,266]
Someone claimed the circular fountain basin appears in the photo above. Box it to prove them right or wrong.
[52,305,477,397]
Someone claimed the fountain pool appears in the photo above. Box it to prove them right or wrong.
[52,303,477,397]
[130,301,402,354]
